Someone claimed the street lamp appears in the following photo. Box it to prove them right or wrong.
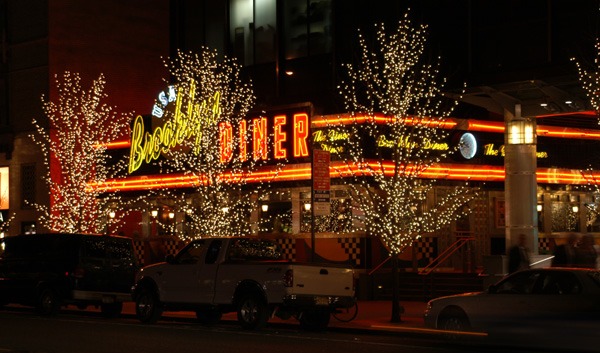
[505,104,538,255]
[507,118,536,145]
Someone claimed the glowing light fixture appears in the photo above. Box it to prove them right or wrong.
[151,210,158,218]
[537,204,543,212]
[108,210,116,219]
[304,203,311,211]
[168,212,175,219]
[261,204,269,212]
[572,205,579,213]
[508,118,536,145]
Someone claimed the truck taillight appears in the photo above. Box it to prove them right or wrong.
[73,266,85,279]
[283,269,293,287]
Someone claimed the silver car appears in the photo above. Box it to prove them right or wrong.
[424,268,600,351]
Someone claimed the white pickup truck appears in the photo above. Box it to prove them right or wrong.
[132,237,355,330]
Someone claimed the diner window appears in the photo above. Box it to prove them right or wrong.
[230,0,276,66]
[301,199,352,233]
[260,201,292,234]
[551,202,579,232]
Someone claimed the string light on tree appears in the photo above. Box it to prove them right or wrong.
[30,72,135,234]
[333,12,478,323]
[147,48,277,241]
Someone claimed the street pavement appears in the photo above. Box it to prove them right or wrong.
[121,300,430,334]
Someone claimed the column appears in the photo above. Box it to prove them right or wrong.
[504,104,538,255]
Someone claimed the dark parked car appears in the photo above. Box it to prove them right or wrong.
[0,233,139,317]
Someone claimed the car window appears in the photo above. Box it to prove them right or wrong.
[536,272,581,295]
[175,240,205,265]
[587,271,600,288]
[205,240,222,264]
[107,238,135,262]
[496,271,541,294]
[84,237,108,258]
[227,238,282,261]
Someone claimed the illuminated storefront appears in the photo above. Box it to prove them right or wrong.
[92,97,600,270]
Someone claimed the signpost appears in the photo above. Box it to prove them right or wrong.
[311,149,330,261]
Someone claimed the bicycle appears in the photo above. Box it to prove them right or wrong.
[332,301,358,322]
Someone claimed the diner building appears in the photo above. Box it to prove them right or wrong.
[2,1,600,278]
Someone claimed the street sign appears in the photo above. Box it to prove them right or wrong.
[312,149,330,216]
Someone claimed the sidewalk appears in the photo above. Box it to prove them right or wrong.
[122,300,429,334]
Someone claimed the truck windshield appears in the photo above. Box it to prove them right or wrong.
[228,239,282,261]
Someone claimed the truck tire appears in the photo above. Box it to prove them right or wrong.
[299,308,330,331]
[135,288,163,324]
[237,293,268,330]
[36,288,60,316]
[101,302,123,318]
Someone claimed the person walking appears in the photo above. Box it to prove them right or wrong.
[508,233,530,274]
[575,234,598,268]
[552,233,578,267]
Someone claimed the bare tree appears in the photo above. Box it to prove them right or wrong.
[334,14,477,322]
[142,49,268,240]
[30,72,133,234]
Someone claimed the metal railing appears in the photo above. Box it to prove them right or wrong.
[418,234,474,275]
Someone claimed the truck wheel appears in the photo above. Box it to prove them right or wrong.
[36,288,60,316]
[101,302,123,318]
[136,289,163,324]
[196,307,222,325]
[237,293,268,330]
[299,309,330,331]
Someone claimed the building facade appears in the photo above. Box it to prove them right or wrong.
[2,0,600,273]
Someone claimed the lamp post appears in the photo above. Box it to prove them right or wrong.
[505,104,538,255]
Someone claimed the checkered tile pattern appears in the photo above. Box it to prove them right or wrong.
[538,237,552,253]
[338,237,361,266]
[133,240,145,266]
[275,238,296,261]
[414,237,436,262]
[164,239,182,255]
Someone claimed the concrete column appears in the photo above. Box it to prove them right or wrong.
[504,105,539,255]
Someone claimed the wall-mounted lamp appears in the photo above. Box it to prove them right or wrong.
[151,210,158,218]
[108,210,116,219]
[261,204,269,212]
[536,204,543,212]
[168,212,175,219]
[304,203,311,211]
[572,205,579,213]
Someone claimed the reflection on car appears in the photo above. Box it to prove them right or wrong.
[424,268,600,351]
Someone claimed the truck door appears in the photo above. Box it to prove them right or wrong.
[198,239,223,303]
[159,239,222,304]
[159,240,207,303]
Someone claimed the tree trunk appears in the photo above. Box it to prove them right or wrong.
[390,253,404,323]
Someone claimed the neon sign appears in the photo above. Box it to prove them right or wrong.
[129,79,222,173]
[483,143,548,159]
[376,135,449,151]
[151,85,177,118]
[312,129,349,154]
[129,80,311,173]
